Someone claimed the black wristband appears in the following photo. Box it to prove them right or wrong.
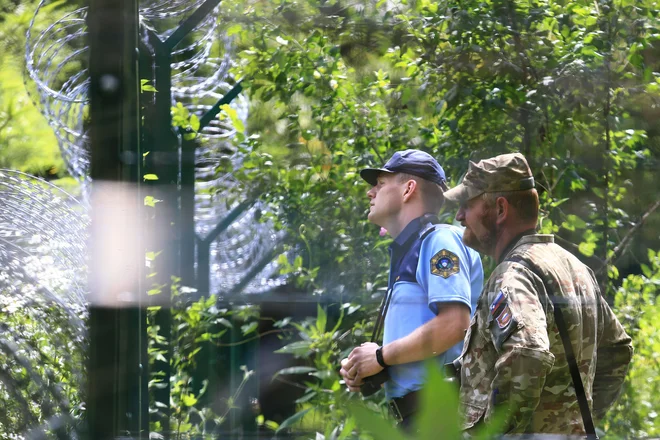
[375,346,389,368]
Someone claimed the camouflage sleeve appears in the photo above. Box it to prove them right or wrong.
[592,291,633,420]
[486,267,555,433]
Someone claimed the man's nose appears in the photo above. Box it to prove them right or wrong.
[367,187,376,198]
[455,206,465,222]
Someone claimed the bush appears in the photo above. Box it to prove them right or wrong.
[603,250,660,438]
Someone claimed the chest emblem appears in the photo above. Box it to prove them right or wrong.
[430,249,460,278]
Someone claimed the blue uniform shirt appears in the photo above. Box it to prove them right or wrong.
[383,216,483,399]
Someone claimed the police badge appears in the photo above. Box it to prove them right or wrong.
[430,249,460,278]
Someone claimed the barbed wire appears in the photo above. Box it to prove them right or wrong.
[21,0,285,296]
[0,170,87,438]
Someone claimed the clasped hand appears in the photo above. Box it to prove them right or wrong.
[339,342,384,392]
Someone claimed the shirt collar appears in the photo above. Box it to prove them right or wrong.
[389,216,426,252]
[499,231,554,263]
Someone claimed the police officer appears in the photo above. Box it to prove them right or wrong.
[443,152,633,435]
[340,149,484,429]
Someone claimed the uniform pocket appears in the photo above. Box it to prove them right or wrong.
[460,400,487,430]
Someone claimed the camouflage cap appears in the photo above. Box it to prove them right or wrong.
[443,153,535,204]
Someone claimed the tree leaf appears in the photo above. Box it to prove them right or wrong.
[181,394,197,407]
[349,404,405,440]
[276,407,312,432]
[190,114,200,132]
[275,340,312,355]
[274,366,317,377]
[316,303,327,333]
[241,321,258,335]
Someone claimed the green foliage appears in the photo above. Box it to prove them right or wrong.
[0,293,85,438]
[272,303,381,437]
[141,79,158,93]
[147,278,259,438]
[218,0,660,436]
[227,0,659,289]
[0,0,68,177]
[219,104,245,140]
[0,3,85,437]
[603,249,660,438]
[225,3,413,295]
[171,102,200,140]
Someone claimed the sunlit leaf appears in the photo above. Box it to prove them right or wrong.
[274,366,317,377]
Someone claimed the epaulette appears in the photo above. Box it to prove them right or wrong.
[418,223,435,240]
[418,213,441,240]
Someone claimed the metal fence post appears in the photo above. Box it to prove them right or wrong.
[87,0,147,437]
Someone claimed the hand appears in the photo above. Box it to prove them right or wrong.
[339,358,362,392]
[344,342,384,384]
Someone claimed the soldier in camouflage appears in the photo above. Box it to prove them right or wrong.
[443,153,633,435]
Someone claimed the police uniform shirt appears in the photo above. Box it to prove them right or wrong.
[383,217,484,399]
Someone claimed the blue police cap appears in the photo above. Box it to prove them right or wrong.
[360,149,446,186]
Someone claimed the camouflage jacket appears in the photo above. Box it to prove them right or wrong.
[458,234,633,434]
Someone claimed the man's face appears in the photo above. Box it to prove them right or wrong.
[455,196,497,256]
[366,173,404,226]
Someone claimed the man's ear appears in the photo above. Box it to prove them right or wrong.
[495,196,509,225]
[402,179,417,202]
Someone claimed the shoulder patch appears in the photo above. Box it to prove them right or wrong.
[430,249,460,278]
[495,305,513,328]
[488,289,520,350]
[489,290,507,317]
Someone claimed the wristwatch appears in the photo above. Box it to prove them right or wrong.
[375,345,389,368]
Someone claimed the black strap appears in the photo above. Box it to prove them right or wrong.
[507,256,598,440]
[553,299,597,439]
[371,287,392,343]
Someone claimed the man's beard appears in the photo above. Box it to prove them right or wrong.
[464,211,498,256]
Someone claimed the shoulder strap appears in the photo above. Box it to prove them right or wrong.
[418,214,442,241]
[506,256,598,440]
[419,223,438,240]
